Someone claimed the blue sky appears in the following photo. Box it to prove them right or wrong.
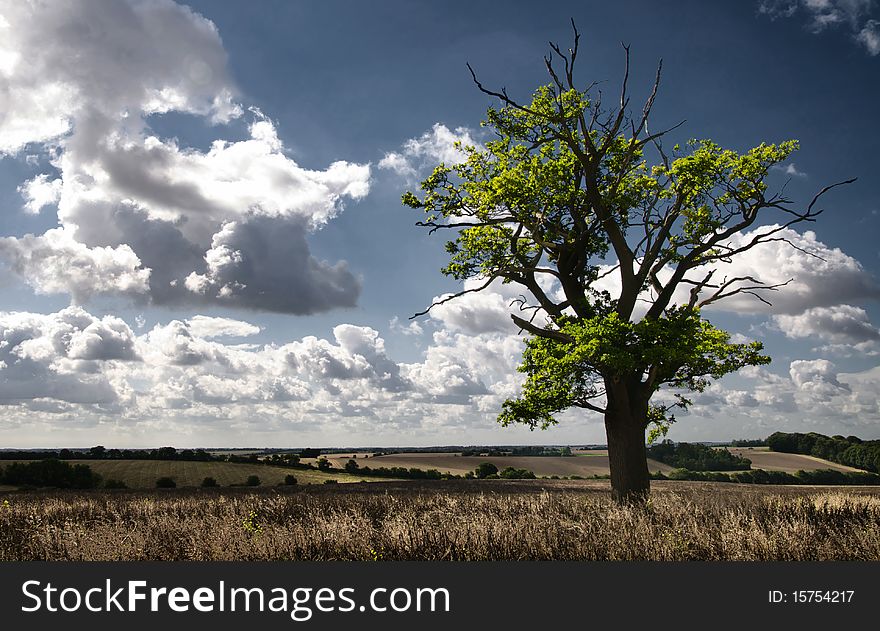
[0,0,877,448]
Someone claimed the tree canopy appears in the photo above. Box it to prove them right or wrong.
[402,22,852,500]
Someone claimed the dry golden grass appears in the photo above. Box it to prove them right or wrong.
[1,480,878,561]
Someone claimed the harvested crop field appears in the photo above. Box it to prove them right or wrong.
[726,448,862,473]
[2,460,372,488]
[323,452,675,476]
[2,480,879,561]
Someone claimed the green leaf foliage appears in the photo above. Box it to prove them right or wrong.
[404,35,838,446]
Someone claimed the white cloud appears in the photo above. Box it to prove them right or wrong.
[0,308,137,407]
[772,162,808,177]
[587,226,879,320]
[789,358,851,400]
[758,1,880,54]
[704,227,880,314]
[0,228,150,303]
[18,174,63,214]
[428,278,523,335]
[0,0,370,315]
[773,304,880,355]
[185,315,261,339]
[0,0,240,155]
[379,123,481,180]
[856,19,880,53]
[389,316,424,337]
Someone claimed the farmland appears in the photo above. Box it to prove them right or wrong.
[726,447,863,473]
[1,480,879,560]
[1,460,373,488]
[322,448,851,477]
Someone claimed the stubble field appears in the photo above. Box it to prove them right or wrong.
[2,480,879,561]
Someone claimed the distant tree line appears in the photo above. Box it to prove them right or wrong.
[460,446,573,457]
[729,438,768,447]
[767,432,880,473]
[646,441,752,471]
[0,446,215,461]
[656,467,880,485]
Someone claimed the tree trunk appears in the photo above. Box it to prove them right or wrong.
[604,378,650,503]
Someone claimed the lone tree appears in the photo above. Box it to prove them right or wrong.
[402,23,853,502]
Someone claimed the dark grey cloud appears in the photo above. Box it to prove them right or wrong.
[184,216,360,314]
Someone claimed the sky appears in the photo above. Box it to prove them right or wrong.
[0,0,878,448]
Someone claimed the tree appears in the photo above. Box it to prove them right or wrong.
[316,457,332,472]
[474,462,499,479]
[403,22,853,502]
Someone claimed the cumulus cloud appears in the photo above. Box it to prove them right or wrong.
[758,0,880,55]
[182,216,360,314]
[0,0,370,315]
[379,123,481,180]
[0,228,150,303]
[773,304,880,355]
[185,315,261,339]
[18,174,63,214]
[789,358,851,399]
[703,227,880,314]
[0,308,136,406]
[585,225,878,321]
[428,278,522,335]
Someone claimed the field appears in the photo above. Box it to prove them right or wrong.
[322,448,851,476]
[726,447,862,473]
[322,452,675,476]
[1,480,879,560]
[1,460,374,488]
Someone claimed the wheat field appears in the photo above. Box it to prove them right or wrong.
[1,480,879,561]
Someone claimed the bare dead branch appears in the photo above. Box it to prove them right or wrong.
[410,276,496,319]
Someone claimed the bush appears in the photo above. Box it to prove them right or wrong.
[499,467,536,479]
[245,475,261,487]
[323,479,338,484]
[316,458,332,472]
[201,477,218,488]
[283,474,298,486]
[104,479,128,489]
[474,462,499,479]
[155,476,176,488]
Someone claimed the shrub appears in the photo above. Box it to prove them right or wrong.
[245,475,261,487]
[316,458,332,471]
[323,479,338,484]
[499,467,536,479]
[474,462,499,479]
[283,474,298,486]
[104,479,127,489]
[155,476,176,488]
[201,477,218,488]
